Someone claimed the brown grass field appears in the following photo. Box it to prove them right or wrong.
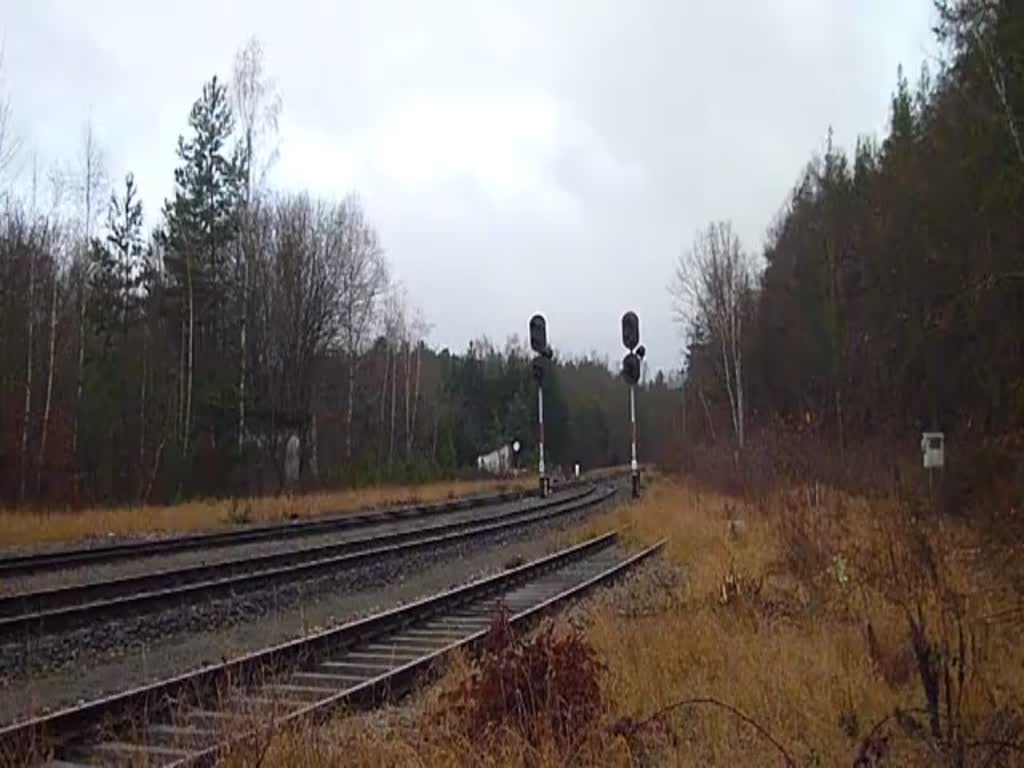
[220,474,1024,767]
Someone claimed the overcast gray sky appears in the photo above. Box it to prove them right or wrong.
[3,1,937,374]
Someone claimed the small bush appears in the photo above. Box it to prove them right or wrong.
[446,605,606,749]
[224,496,254,525]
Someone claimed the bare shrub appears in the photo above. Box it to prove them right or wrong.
[445,605,606,751]
[676,422,918,507]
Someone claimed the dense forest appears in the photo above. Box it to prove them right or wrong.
[0,40,678,507]
[676,0,1024,495]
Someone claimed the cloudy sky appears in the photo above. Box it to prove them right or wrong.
[3,1,937,373]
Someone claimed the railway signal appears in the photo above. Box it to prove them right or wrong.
[622,311,639,351]
[529,314,553,497]
[620,312,645,498]
[530,313,548,355]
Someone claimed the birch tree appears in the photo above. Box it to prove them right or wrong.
[672,220,751,449]
[231,37,281,450]
[381,287,408,469]
[336,195,388,462]
[0,46,20,186]
[71,121,107,454]
[37,171,70,492]
[19,160,39,501]
[406,307,430,457]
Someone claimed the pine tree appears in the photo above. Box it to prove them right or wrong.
[165,76,242,293]
[90,173,144,345]
[887,65,916,152]
[81,173,147,501]
[162,76,244,448]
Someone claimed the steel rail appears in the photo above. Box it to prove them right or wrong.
[0,530,662,767]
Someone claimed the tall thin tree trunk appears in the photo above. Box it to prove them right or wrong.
[73,285,85,454]
[681,385,687,435]
[20,248,35,503]
[732,306,745,451]
[835,388,845,458]
[379,343,390,455]
[735,333,745,450]
[431,408,439,461]
[388,345,397,469]
[74,132,98,457]
[972,28,1024,168]
[403,342,411,456]
[236,109,257,454]
[826,231,844,459]
[177,317,185,441]
[310,410,318,482]
[145,435,167,505]
[184,253,194,451]
[719,332,738,447]
[698,386,717,443]
[38,264,58,493]
[408,343,420,456]
[345,361,356,462]
[239,242,248,452]
[138,323,147,501]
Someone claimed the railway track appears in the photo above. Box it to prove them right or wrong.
[0,481,600,579]
[0,485,612,641]
[0,530,663,767]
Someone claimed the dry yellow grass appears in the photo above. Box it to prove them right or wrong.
[242,475,1024,767]
[574,481,1024,765]
[0,477,537,548]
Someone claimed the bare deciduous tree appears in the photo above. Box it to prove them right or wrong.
[37,170,70,492]
[71,120,107,454]
[406,306,430,457]
[336,194,388,463]
[232,36,281,451]
[375,290,430,464]
[381,286,408,468]
[672,220,751,449]
[231,37,282,195]
[18,163,38,501]
[0,46,21,185]
[243,193,385,486]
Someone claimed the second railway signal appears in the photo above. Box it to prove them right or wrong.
[622,352,641,385]
[530,314,549,356]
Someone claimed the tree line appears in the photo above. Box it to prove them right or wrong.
[0,40,677,508]
[674,0,1024,472]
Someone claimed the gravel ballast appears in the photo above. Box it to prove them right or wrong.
[0,486,624,726]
